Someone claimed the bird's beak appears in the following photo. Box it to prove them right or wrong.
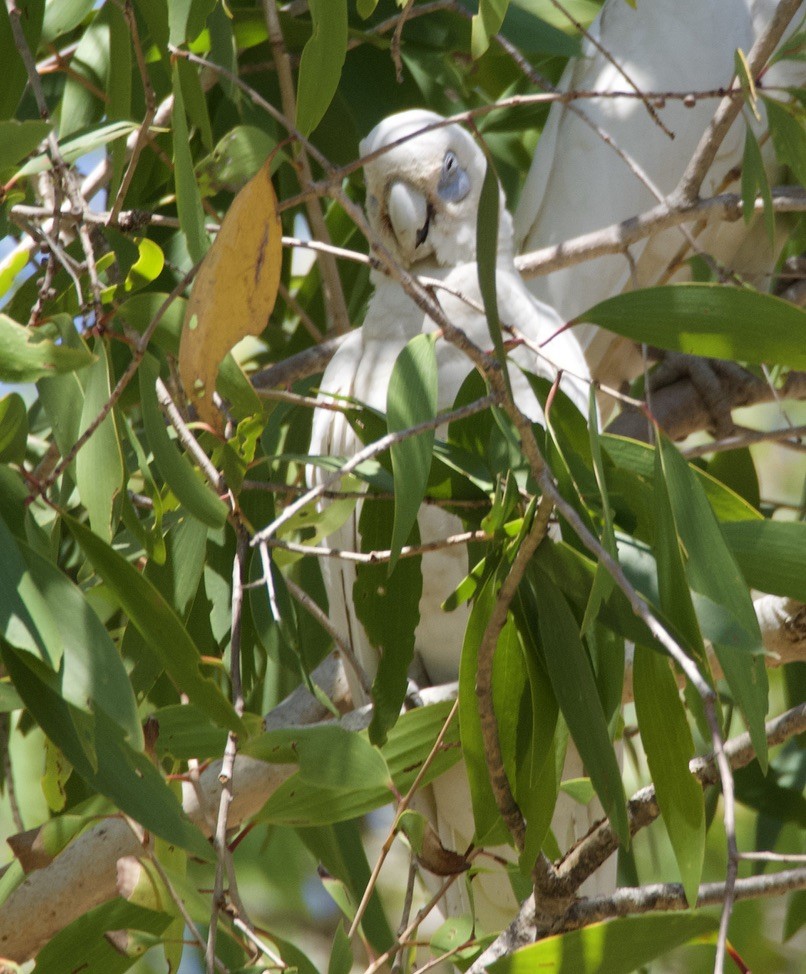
[387,181,430,257]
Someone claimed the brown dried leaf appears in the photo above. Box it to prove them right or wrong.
[7,826,54,873]
[179,159,282,431]
[416,819,471,877]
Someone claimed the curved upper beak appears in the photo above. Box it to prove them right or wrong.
[387,181,429,258]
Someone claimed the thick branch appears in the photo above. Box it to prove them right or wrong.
[608,367,806,442]
[563,868,806,930]
[469,703,806,972]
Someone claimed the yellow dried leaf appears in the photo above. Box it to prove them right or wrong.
[179,159,281,431]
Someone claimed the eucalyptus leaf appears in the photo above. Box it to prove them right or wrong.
[576,284,806,368]
[387,333,437,571]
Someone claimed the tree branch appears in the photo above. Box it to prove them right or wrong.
[469,703,806,971]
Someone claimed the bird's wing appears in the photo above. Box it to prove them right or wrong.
[432,261,592,421]
[514,0,761,391]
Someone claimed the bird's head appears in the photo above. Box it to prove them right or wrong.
[360,110,512,268]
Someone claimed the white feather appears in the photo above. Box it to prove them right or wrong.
[515,0,803,405]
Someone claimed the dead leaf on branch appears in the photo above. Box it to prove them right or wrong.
[179,158,282,432]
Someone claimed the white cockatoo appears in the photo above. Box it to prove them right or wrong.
[515,0,803,411]
[308,110,598,931]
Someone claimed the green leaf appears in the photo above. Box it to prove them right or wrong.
[477,159,512,398]
[652,441,711,675]
[741,125,775,245]
[488,912,718,974]
[244,724,390,793]
[20,539,142,748]
[431,915,477,960]
[603,433,760,523]
[328,924,353,974]
[734,48,760,121]
[536,574,629,846]
[42,0,95,44]
[257,701,460,826]
[354,498,422,745]
[721,519,806,601]
[733,756,806,827]
[32,899,172,974]
[472,0,510,59]
[582,389,616,633]
[16,119,139,176]
[177,54,212,151]
[575,284,806,368]
[0,680,23,712]
[0,512,62,665]
[707,448,760,510]
[387,333,437,571]
[0,314,93,382]
[634,647,705,907]
[168,0,215,46]
[64,514,244,735]
[296,0,348,136]
[512,593,562,867]
[0,392,27,463]
[171,61,209,264]
[106,0,131,192]
[658,437,768,769]
[0,119,50,172]
[2,645,213,861]
[76,340,124,542]
[139,354,228,527]
[124,238,165,292]
[356,0,379,18]
[196,124,278,194]
[152,703,228,760]
[764,97,806,186]
[60,2,116,137]
[784,889,806,942]
[300,821,393,953]
[0,0,44,120]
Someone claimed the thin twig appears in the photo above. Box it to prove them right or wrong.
[155,376,226,493]
[676,0,804,205]
[107,0,156,223]
[143,841,229,974]
[546,0,674,137]
[562,868,806,929]
[231,918,286,968]
[390,856,419,974]
[5,0,103,317]
[284,575,373,698]
[250,395,495,546]
[391,0,415,82]
[347,699,460,942]
[27,265,200,501]
[207,532,249,973]
[469,704,806,972]
[263,529,492,565]
[362,849,482,974]
[683,423,806,459]
[260,0,350,335]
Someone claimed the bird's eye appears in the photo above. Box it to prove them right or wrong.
[437,151,470,202]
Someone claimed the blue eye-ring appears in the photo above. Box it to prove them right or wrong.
[437,150,470,202]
